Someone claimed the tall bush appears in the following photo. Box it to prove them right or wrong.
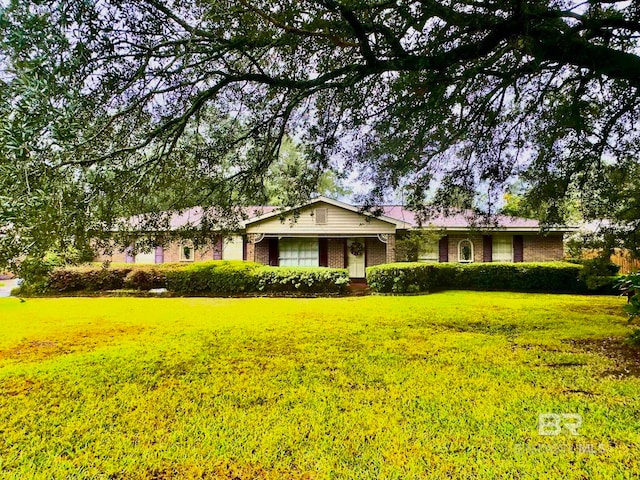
[367,262,617,294]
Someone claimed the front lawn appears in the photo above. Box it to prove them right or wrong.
[0,292,638,478]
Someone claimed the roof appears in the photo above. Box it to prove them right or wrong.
[127,196,575,232]
[241,196,407,228]
[380,206,566,232]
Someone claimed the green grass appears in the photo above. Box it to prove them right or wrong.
[0,292,638,479]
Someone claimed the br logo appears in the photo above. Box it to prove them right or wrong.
[538,413,582,436]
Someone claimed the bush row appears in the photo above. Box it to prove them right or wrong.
[28,261,350,296]
[366,262,618,294]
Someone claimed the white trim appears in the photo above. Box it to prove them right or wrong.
[179,242,195,262]
[241,195,407,228]
[458,239,474,263]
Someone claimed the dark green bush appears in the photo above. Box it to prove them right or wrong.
[21,260,352,296]
[164,261,261,295]
[47,266,131,292]
[256,267,349,294]
[123,268,166,290]
[367,262,617,294]
[366,262,458,294]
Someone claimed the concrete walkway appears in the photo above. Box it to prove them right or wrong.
[0,279,19,298]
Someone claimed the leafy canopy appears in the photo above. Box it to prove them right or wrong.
[2,0,640,266]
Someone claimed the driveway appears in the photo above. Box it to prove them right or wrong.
[0,279,19,298]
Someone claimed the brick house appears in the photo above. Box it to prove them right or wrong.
[97,196,573,278]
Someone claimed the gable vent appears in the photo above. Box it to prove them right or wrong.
[314,207,328,225]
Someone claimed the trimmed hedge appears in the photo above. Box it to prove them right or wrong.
[25,261,349,296]
[366,262,618,294]
[164,261,261,295]
[44,264,183,293]
[255,267,349,294]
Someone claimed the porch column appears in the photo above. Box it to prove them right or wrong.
[245,241,255,262]
[385,234,396,263]
[245,234,265,263]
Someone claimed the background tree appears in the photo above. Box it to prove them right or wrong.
[3,0,640,270]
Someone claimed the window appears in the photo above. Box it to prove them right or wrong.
[458,239,474,263]
[135,250,156,264]
[180,243,195,262]
[279,238,319,266]
[418,240,439,262]
[492,235,513,262]
[314,208,328,225]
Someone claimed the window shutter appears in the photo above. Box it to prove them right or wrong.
[213,236,223,260]
[319,238,328,267]
[268,238,279,266]
[483,235,493,262]
[314,207,328,225]
[513,235,524,262]
[125,245,135,264]
[438,236,449,262]
[154,246,164,264]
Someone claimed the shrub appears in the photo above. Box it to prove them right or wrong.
[163,261,261,295]
[255,267,349,294]
[366,262,458,294]
[46,266,132,292]
[19,260,354,297]
[123,268,166,290]
[367,262,617,294]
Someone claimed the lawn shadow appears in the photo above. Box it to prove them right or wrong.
[564,337,640,378]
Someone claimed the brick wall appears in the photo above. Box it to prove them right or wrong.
[523,234,564,262]
[447,235,483,263]
[245,242,255,263]
[162,242,214,263]
[254,240,270,265]
[96,241,215,264]
[327,239,345,268]
[94,248,127,264]
[386,234,396,263]
[366,237,386,267]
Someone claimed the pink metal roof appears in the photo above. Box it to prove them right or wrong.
[380,206,542,229]
[135,200,560,231]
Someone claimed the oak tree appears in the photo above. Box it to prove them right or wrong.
[2,0,640,268]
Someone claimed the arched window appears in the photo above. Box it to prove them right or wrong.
[458,239,474,263]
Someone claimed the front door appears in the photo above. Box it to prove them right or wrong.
[347,238,366,278]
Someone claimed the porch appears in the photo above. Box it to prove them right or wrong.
[245,235,396,278]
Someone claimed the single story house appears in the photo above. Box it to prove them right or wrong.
[96,196,574,278]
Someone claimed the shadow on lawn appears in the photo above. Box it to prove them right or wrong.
[565,337,640,378]
[0,326,145,363]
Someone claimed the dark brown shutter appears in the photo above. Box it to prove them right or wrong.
[483,235,493,262]
[213,236,223,260]
[242,236,247,261]
[438,236,449,262]
[343,238,348,267]
[268,238,279,266]
[319,238,328,267]
[513,235,524,262]
[364,238,369,267]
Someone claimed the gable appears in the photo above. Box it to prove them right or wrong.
[245,202,397,235]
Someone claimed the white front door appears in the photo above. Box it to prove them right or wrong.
[347,238,366,278]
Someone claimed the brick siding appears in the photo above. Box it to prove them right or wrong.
[254,240,270,265]
[327,239,345,268]
[523,234,564,262]
[366,237,386,267]
[447,235,484,263]
[386,234,396,263]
